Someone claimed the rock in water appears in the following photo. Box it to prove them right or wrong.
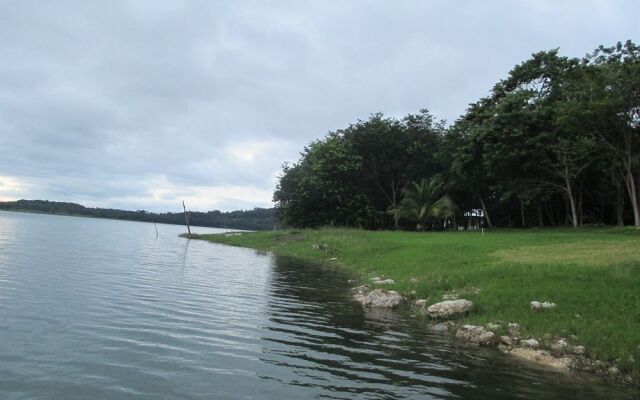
[431,323,449,335]
[509,348,571,370]
[351,285,369,303]
[361,289,405,309]
[427,299,473,319]
[456,325,497,346]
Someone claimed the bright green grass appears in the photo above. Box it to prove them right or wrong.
[191,227,640,372]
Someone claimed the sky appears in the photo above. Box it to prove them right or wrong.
[1,1,638,212]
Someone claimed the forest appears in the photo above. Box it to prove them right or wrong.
[274,40,639,230]
[0,200,276,231]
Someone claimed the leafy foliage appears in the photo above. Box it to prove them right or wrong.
[275,40,639,229]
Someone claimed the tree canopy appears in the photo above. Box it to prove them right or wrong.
[274,40,639,229]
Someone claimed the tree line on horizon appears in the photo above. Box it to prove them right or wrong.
[274,40,639,230]
[0,199,276,231]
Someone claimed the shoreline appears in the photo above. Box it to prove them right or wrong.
[186,228,640,387]
[0,209,234,230]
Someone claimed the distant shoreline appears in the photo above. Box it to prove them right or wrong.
[0,208,220,229]
[0,199,274,231]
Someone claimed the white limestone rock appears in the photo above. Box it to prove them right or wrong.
[456,325,497,346]
[427,299,474,319]
[361,289,405,309]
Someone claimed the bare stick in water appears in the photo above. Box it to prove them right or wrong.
[154,222,159,239]
[182,200,192,239]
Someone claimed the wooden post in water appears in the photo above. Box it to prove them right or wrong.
[182,200,192,239]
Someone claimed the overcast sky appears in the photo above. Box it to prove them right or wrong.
[1,1,638,211]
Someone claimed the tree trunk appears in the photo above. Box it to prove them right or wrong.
[476,193,494,228]
[623,168,639,226]
[564,176,579,228]
[520,199,526,228]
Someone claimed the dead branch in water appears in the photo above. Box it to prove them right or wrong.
[182,200,192,239]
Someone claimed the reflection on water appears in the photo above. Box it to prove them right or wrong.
[0,211,636,399]
[259,257,636,399]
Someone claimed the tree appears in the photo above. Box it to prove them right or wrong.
[273,134,373,228]
[340,111,445,228]
[449,99,499,228]
[578,41,640,226]
[399,178,456,231]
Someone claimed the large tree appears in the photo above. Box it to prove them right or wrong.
[578,41,640,225]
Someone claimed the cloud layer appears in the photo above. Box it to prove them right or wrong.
[1,1,638,211]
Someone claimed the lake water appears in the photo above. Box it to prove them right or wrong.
[0,210,636,399]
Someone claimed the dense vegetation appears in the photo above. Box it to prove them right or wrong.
[274,40,640,229]
[193,227,640,379]
[0,199,275,230]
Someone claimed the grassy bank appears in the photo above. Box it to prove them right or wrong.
[190,227,640,374]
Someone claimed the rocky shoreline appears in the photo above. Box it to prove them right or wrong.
[351,284,639,387]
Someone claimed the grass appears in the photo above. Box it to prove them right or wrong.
[190,227,640,374]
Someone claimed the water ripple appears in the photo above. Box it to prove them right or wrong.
[0,211,636,400]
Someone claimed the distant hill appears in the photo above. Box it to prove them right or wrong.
[0,199,276,231]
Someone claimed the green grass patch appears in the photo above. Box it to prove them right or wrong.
[190,227,640,373]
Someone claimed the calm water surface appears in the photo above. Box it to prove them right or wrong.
[0,211,636,399]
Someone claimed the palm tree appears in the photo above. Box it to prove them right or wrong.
[399,178,456,231]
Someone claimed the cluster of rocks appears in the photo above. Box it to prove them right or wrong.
[572,357,638,385]
[351,287,637,386]
[352,285,405,309]
[224,232,242,237]
[456,325,497,346]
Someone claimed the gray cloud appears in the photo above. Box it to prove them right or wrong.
[1,0,638,211]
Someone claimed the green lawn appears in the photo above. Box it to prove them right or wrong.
[190,227,640,373]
